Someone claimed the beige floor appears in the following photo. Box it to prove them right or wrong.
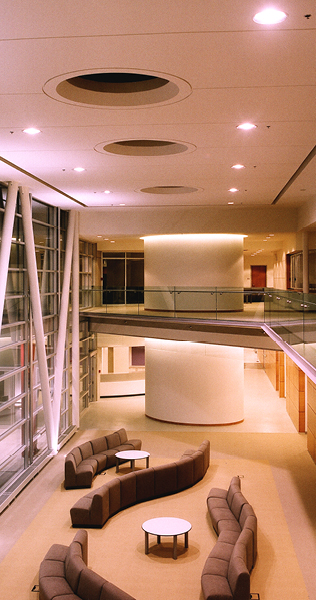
[1,349,316,600]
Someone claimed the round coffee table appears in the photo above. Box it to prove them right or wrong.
[142,517,191,560]
[115,450,150,473]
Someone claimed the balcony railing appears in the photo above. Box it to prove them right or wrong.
[79,286,316,371]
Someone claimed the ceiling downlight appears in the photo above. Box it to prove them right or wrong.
[43,69,192,109]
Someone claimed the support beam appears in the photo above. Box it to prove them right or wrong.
[0,181,18,332]
[19,186,55,451]
[71,212,80,428]
[52,210,76,442]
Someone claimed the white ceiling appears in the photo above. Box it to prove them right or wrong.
[0,1,315,244]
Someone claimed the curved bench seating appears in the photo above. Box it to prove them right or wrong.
[64,428,142,489]
[39,529,135,600]
[201,476,257,600]
[70,440,210,528]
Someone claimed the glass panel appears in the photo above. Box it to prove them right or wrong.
[0,371,25,400]
[33,222,54,248]
[32,199,50,223]
[35,248,55,270]
[103,252,125,258]
[0,398,24,435]
[7,270,25,294]
[32,387,43,410]
[9,243,24,268]
[103,258,125,304]
[2,297,25,324]
[12,215,23,243]
[0,425,25,462]
[0,449,25,489]
[0,325,26,346]
[33,428,47,456]
[0,345,24,369]
[41,294,56,317]
[33,409,45,436]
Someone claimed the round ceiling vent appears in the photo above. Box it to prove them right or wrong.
[95,139,196,156]
[140,186,200,194]
[43,69,192,108]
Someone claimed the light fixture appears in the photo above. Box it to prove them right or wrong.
[119,203,126,206]
[232,164,245,169]
[23,127,41,135]
[104,190,111,194]
[73,167,85,172]
[228,202,234,205]
[237,123,257,130]
[253,9,288,25]
[110,240,115,243]
[229,188,238,193]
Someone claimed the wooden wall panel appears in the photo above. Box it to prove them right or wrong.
[286,356,305,432]
[307,378,316,463]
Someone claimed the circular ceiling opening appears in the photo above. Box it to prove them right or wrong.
[43,69,192,108]
[95,139,196,156]
[140,186,199,194]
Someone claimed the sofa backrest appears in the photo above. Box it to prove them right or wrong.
[226,476,241,508]
[227,529,251,600]
[65,530,88,592]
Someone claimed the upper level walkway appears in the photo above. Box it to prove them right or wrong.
[80,287,316,385]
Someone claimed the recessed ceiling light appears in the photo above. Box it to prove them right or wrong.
[104,190,111,194]
[23,127,41,135]
[237,123,257,130]
[232,164,245,169]
[97,235,102,238]
[228,202,234,204]
[253,9,288,25]
[73,167,85,172]
[110,240,115,243]
[229,188,238,193]
[119,203,126,206]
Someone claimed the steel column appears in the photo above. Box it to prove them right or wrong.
[71,212,80,427]
[52,210,75,442]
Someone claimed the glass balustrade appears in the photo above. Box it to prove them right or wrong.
[79,286,316,369]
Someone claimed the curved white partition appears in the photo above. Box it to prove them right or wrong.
[143,234,244,312]
[145,339,244,425]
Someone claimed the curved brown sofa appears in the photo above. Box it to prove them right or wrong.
[70,440,210,528]
[39,529,135,600]
[64,428,142,489]
[201,476,257,600]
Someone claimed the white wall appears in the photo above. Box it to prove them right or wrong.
[145,339,244,425]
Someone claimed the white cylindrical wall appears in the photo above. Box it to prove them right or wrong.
[145,339,244,425]
[144,234,244,311]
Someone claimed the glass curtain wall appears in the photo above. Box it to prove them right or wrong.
[0,186,73,503]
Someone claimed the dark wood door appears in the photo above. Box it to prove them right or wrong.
[251,265,267,287]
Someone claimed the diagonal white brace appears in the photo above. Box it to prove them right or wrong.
[20,186,54,451]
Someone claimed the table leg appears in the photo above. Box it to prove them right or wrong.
[131,459,135,471]
[173,535,177,560]
[115,457,119,473]
[185,531,189,548]
[145,532,149,555]
[157,535,161,544]
[146,456,149,468]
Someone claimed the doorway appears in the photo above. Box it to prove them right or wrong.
[251,265,267,288]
